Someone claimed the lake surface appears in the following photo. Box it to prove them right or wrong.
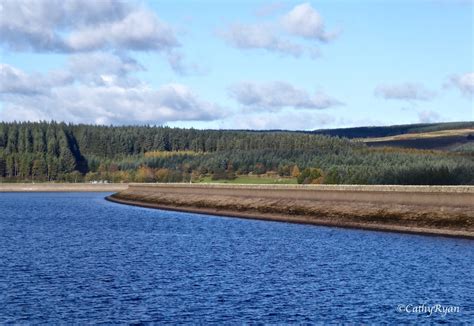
[0,192,472,323]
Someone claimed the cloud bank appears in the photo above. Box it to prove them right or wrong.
[229,81,342,110]
[0,59,225,125]
[0,0,178,53]
[0,1,222,124]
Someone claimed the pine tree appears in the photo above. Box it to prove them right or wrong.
[32,156,47,180]
[58,130,76,173]
[59,148,76,173]
[0,154,6,177]
[47,157,59,181]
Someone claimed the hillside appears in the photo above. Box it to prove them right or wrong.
[362,128,474,151]
[312,121,473,138]
[313,121,474,151]
[0,121,473,185]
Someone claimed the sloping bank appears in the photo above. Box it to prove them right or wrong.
[107,184,474,239]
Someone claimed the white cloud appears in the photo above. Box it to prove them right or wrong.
[229,81,342,110]
[66,9,177,52]
[0,62,225,125]
[68,52,143,76]
[0,63,72,95]
[447,72,474,97]
[374,83,436,101]
[219,23,303,57]
[219,2,336,58]
[0,64,48,95]
[0,0,178,53]
[281,3,336,41]
[65,52,145,87]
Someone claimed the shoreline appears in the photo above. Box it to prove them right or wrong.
[105,195,474,239]
[0,183,128,192]
[107,184,474,239]
[2,182,472,239]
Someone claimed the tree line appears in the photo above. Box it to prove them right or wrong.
[0,121,473,185]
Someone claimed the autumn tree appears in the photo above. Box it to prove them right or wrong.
[291,165,301,178]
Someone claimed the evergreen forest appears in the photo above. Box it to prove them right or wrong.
[0,121,473,185]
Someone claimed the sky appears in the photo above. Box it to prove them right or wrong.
[0,0,473,130]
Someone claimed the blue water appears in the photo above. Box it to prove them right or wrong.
[0,192,472,323]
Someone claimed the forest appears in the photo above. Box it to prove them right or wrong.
[0,121,473,185]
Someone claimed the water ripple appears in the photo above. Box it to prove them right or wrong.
[0,192,472,323]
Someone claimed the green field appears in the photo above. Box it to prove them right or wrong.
[196,175,298,185]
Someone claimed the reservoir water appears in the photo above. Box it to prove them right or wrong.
[0,192,472,323]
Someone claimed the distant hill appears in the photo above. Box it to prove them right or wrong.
[312,121,473,139]
[312,121,474,151]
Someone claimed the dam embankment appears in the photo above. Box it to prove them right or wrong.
[108,183,474,239]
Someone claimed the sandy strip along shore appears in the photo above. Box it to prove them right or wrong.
[107,184,474,239]
[0,183,128,192]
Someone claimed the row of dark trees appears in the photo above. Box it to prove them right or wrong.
[1,121,473,185]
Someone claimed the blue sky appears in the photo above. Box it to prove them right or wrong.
[0,0,472,129]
